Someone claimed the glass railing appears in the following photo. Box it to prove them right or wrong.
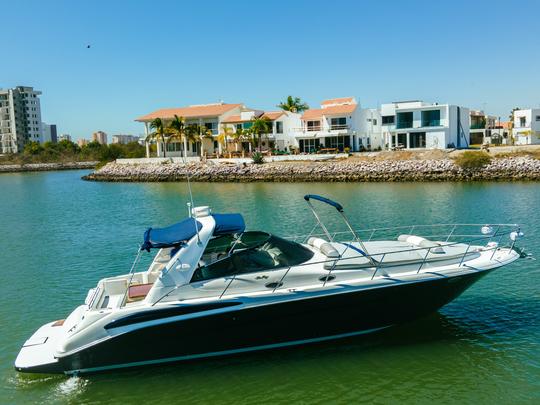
[396,121,413,129]
[470,123,485,129]
[330,124,349,131]
[422,120,441,127]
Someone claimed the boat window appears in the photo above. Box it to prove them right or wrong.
[191,233,314,283]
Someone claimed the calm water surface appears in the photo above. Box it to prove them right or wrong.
[0,171,538,404]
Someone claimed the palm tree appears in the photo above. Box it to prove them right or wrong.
[147,118,167,157]
[250,117,272,152]
[217,125,234,155]
[185,124,212,157]
[167,115,188,158]
[278,96,309,113]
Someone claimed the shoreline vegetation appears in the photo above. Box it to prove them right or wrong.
[0,139,145,173]
[83,149,540,183]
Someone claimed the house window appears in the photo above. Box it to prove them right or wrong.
[372,119,377,125]
[276,121,283,134]
[307,121,321,131]
[213,140,218,149]
[421,110,440,127]
[330,117,346,129]
[520,117,526,127]
[205,122,218,135]
[396,112,413,129]
[536,115,540,121]
[299,138,320,153]
[242,122,253,130]
[236,124,242,131]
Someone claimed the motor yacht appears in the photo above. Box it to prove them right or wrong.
[15,194,525,375]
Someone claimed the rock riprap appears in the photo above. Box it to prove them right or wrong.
[82,157,540,182]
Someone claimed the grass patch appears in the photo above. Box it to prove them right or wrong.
[453,151,492,169]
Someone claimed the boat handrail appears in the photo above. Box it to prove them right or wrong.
[204,226,520,303]
[150,225,521,306]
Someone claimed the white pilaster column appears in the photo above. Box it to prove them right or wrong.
[145,141,150,158]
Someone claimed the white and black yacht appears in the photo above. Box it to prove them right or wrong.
[15,194,525,375]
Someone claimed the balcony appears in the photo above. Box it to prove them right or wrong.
[306,126,322,132]
[330,124,349,131]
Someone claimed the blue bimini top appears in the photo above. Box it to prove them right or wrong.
[141,213,245,251]
[141,217,202,251]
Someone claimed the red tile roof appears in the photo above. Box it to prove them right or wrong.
[221,111,286,124]
[321,97,355,106]
[302,104,357,120]
[136,103,242,122]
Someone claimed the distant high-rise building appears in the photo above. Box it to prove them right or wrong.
[0,86,43,153]
[92,131,108,145]
[58,134,72,142]
[112,134,140,144]
[41,123,58,143]
[77,138,89,147]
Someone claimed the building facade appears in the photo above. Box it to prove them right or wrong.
[112,134,140,144]
[0,86,43,153]
[293,97,381,153]
[380,101,470,150]
[41,123,58,143]
[221,109,302,153]
[512,108,540,145]
[92,131,108,145]
[136,102,246,157]
[469,111,509,145]
[58,134,72,142]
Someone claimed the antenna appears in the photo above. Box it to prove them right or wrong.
[183,139,200,243]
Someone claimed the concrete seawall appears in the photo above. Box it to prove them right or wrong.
[82,157,540,182]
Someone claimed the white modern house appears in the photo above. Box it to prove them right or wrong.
[136,102,245,157]
[512,108,540,145]
[380,101,470,150]
[293,97,382,153]
[221,109,301,153]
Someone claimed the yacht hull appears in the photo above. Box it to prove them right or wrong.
[44,270,488,375]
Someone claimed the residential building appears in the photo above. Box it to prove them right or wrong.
[512,108,540,145]
[136,102,246,157]
[380,101,469,150]
[293,97,381,153]
[221,109,302,153]
[0,86,43,153]
[469,111,510,145]
[41,123,58,143]
[77,139,89,147]
[58,134,72,142]
[112,134,140,144]
[92,131,108,145]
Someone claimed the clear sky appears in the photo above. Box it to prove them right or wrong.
[2,0,539,139]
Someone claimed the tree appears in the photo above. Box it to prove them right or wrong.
[250,117,272,152]
[217,125,234,154]
[147,118,167,157]
[278,96,309,113]
[167,115,188,158]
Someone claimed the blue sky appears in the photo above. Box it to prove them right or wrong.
[2,0,539,139]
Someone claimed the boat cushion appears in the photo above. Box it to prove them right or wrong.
[308,237,340,258]
[397,235,445,254]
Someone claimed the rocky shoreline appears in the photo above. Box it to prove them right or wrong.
[82,157,540,182]
[0,161,98,173]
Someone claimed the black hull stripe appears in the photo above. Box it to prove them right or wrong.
[55,270,488,374]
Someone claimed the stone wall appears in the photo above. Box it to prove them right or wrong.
[82,157,540,182]
[0,161,98,173]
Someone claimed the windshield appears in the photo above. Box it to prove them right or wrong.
[191,232,314,282]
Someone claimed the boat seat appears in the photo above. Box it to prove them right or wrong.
[307,237,340,258]
[127,283,153,302]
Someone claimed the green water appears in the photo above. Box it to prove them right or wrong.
[0,171,538,404]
